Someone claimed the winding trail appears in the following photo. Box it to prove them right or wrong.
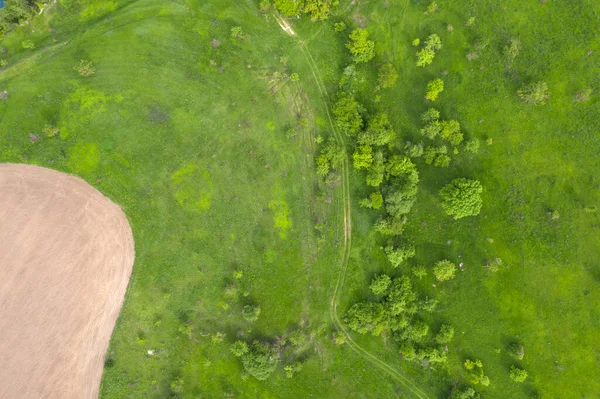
[273,14,429,399]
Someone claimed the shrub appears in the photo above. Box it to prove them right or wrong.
[242,304,261,322]
[439,178,483,219]
[230,26,247,39]
[378,63,398,88]
[21,40,35,49]
[334,22,347,32]
[464,359,489,386]
[230,340,249,357]
[433,260,456,281]
[289,330,307,346]
[290,72,300,82]
[464,138,480,154]
[385,242,416,267]
[517,81,550,105]
[259,0,271,13]
[412,265,427,279]
[509,366,528,382]
[507,342,525,360]
[74,59,96,77]
[333,331,346,345]
[450,387,481,399]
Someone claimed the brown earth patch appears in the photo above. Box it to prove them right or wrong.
[0,164,134,399]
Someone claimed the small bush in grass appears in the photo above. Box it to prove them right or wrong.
[74,60,95,76]
[509,366,528,382]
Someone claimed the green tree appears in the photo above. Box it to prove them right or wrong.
[241,341,279,380]
[385,242,416,267]
[359,191,384,209]
[425,78,444,101]
[358,112,396,146]
[303,0,337,21]
[449,387,481,399]
[517,81,550,105]
[346,28,375,63]
[378,63,398,88]
[412,265,427,279]
[435,324,454,344]
[242,304,261,322]
[373,216,407,236]
[332,92,363,135]
[316,139,344,177]
[464,138,480,154]
[274,0,301,16]
[464,359,490,386]
[440,120,463,145]
[509,366,528,382]
[439,178,483,219]
[343,302,386,335]
[352,145,373,170]
[421,108,440,123]
[230,340,249,357]
[369,274,392,296]
[334,21,347,32]
[416,34,442,66]
[433,260,456,281]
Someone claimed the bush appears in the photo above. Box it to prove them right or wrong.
[439,178,483,219]
[416,34,442,67]
[507,342,525,360]
[433,260,456,281]
[334,22,347,32]
[289,330,307,346]
[74,60,96,77]
[21,40,35,49]
[464,138,480,154]
[230,340,249,357]
[242,304,261,322]
[450,387,481,399]
[412,265,427,279]
[517,81,550,105]
[509,366,528,382]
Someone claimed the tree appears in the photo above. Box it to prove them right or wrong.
[370,274,392,296]
[421,108,440,123]
[241,341,278,380]
[303,0,337,21]
[316,139,344,177]
[425,78,444,101]
[230,340,249,357]
[433,260,456,281]
[373,216,407,236]
[435,324,454,344]
[517,81,550,105]
[358,112,396,146]
[343,302,386,335]
[346,28,375,63]
[416,34,442,66]
[509,366,528,382]
[289,330,307,346]
[440,120,463,145]
[421,120,442,139]
[378,63,398,88]
[359,191,384,209]
[242,304,261,322]
[385,242,416,267]
[274,0,301,16]
[352,145,373,170]
[332,92,363,135]
[464,359,490,386]
[334,22,347,32]
[449,387,481,399]
[439,178,483,219]
[464,138,480,154]
[507,342,525,360]
[284,362,303,378]
[412,265,427,279]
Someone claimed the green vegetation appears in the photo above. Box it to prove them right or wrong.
[2,0,600,398]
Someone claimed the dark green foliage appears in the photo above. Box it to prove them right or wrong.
[507,342,525,360]
[369,274,392,296]
[434,324,454,344]
[332,92,364,135]
[241,341,279,380]
[419,296,438,313]
[346,28,375,63]
[242,304,261,322]
[424,145,450,167]
[439,178,483,219]
[404,141,424,158]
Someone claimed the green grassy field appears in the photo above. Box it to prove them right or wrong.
[1,0,599,398]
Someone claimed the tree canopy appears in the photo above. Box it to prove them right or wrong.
[439,178,483,219]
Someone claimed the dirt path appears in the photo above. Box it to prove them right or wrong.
[273,14,430,398]
[0,164,134,399]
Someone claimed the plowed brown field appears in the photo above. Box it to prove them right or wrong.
[0,164,134,399]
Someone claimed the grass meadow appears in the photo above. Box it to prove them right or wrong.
[0,0,599,398]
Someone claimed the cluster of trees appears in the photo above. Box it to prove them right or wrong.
[0,0,49,39]
[416,34,442,67]
[273,0,339,21]
[343,273,455,366]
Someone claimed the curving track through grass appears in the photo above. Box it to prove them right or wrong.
[273,14,430,399]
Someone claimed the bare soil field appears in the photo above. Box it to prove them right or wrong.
[0,164,134,399]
